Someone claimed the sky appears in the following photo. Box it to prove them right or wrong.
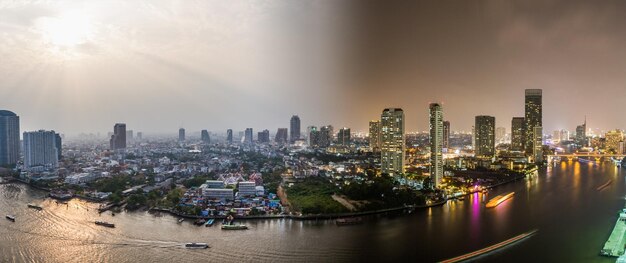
[1,1,626,136]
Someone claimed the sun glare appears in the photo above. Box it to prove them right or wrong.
[37,11,94,47]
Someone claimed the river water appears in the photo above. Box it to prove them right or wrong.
[0,161,623,262]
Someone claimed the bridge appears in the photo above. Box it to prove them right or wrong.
[546,153,626,164]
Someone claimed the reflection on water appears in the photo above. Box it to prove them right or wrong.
[0,161,623,262]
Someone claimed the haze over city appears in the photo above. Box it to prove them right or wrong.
[2,0,626,135]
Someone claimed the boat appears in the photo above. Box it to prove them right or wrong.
[194,219,206,226]
[597,180,612,191]
[6,215,15,222]
[27,204,43,210]
[95,221,115,228]
[336,217,363,226]
[485,192,515,208]
[185,243,209,249]
[178,218,185,223]
[205,219,215,227]
[221,224,248,230]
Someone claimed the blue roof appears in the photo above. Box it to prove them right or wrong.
[0,110,17,117]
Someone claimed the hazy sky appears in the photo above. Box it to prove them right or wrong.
[1,1,625,136]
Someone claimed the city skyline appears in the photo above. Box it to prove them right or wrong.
[3,1,626,134]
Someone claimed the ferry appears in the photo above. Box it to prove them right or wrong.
[205,219,215,227]
[485,192,515,208]
[336,217,363,226]
[221,224,248,230]
[185,243,209,249]
[6,215,15,222]
[27,204,43,210]
[95,221,115,228]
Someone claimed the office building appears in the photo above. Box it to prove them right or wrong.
[511,117,525,151]
[560,129,570,142]
[110,123,126,150]
[524,89,542,155]
[605,130,624,153]
[258,129,270,143]
[475,116,495,157]
[576,119,587,147]
[23,130,59,170]
[55,133,62,160]
[244,128,253,144]
[319,125,334,147]
[381,108,405,176]
[201,130,210,144]
[429,103,444,188]
[309,126,320,147]
[126,130,134,142]
[533,126,543,162]
[179,128,185,142]
[136,132,143,141]
[369,120,381,151]
[227,129,233,144]
[275,128,288,144]
[238,181,257,197]
[337,128,351,146]
[443,121,450,150]
[0,110,19,167]
[290,115,301,143]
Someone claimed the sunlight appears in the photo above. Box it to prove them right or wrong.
[37,11,94,47]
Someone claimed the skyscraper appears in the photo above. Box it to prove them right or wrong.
[0,110,20,167]
[337,128,351,146]
[244,128,254,144]
[443,121,450,150]
[475,116,495,157]
[55,133,62,160]
[308,126,320,147]
[201,130,210,144]
[524,89,542,155]
[275,128,288,144]
[511,117,525,151]
[23,130,59,170]
[381,108,405,176]
[319,125,334,147]
[576,118,587,147]
[605,130,624,153]
[429,103,444,188]
[136,132,143,141]
[369,120,381,152]
[290,115,301,143]
[258,129,270,143]
[126,130,134,142]
[110,123,126,150]
[533,126,543,162]
[179,128,185,142]
[496,127,506,143]
[227,129,233,144]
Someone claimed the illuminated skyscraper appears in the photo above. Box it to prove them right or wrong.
[533,126,543,162]
[308,126,319,147]
[369,120,381,152]
[275,128,288,144]
[179,128,185,142]
[524,89,542,156]
[429,103,443,188]
[226,129,233,144]
[605,129,624,153]
[576,118,587,147]
[443,121,450,150]
[511,117,525,151]
[475,116,495,157]
[23,130,59,170]
[381,108,405,176]
[337,128,351,146]
[319,125,334,147]
[290,115,301,143]
[110,123,126,150]
[0,110,19,167]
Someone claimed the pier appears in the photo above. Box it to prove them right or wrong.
[601,211,626,257]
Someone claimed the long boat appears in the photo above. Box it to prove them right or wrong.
[6,215,15,222]
[440,229,538,263]
[205,219,215,227]
[485,192,515,208]
[185,243,209,249]
[27,204,43,210]
[95,221,115,228]
[221,224,248,230]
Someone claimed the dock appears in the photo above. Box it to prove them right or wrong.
[601,211,626,257]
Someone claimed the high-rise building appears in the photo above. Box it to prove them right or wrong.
[369,120,381,151]
[0,110,20,167]
[23,130,59,170]
[290,115,301,143]
[136,132,143,141]
[55,133,62,160]
[443,121,450,150]
[179,128,185,142]
[496,127,506,144]
[576,118,587,147]
[308,126,320,147]
[201,130,210,144]
[110,123,126,150]
[275,128,288,144]
[511,117,525,151]
[533,126,543,162]
[337,128,351,146]
[126,130,134,142]
[319,125,334,147]
[226,129,233,144]
[560,129,570,142]
[244,128,253,144]
[605,130,624,153]
[475,116,495,157]
[524,89,542,155]
[258,129,270,143]
[381,108,405,176]
[429,103,444,188]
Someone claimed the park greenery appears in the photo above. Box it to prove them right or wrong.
[341,174,426,211]
[286,177,347,214]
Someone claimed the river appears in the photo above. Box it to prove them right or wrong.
[0,161,623,262]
